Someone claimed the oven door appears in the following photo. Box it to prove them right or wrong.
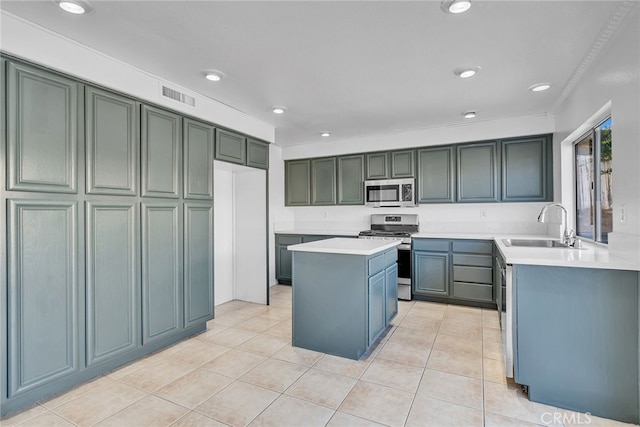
[397,243,412,300]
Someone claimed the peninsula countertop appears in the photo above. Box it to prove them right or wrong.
[288,237,400,256]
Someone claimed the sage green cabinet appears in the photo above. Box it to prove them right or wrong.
[501,135,551,202]
[86,201,140,366]
[311,157,337,205]
[368,270,386,344]
[275,235,303,285]
[247,138,269,169]
[391,150,415,178]
[142,202,181,344]
[141,105,181,198]
[183,118,214,200]
[457,142,500,202]
[337,155,365,205]
[184,203,214,327]
[7,200,79,396]
[366,152,389,179]
[7,62,79,194]
[413,251,450,296]
[417,146,456,203]
[215,129,246,165]
[385,263,399,323]
[285,160,311,206]
[85,87,139,196]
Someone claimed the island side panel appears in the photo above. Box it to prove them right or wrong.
[292,251,367,359]
[513,265,639,424]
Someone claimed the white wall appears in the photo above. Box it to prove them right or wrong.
[554,5,640,262]
[268,145,294,285]
[213,166,234,305]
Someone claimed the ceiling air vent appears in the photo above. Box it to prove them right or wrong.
[161,85,195,107]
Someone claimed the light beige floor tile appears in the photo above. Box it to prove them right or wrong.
[418,368,483,410]
[209,311,252,327]
[249,395,334,427]
[398,315,441,332]
[41,376,113,409]
[106,357,153,379]
[388,326,435,348]
[483,340,504,361]
[483,327,503,344]
[560,410,635,427]
[234,316,282,333]
[443,309,483,325]
[482,311,501,330]
[271,344,324,366]
[484,380,560,426]
[53,381,147,427]
[259,307,291,321]
[165,341,231,366]
[205,327,259,348]
[17,411,75,427]
[433,331,483,356]
[313,354,371,379]
[410,301,447,313]
[216,300,253,312]
[161,339,200,355]
[261,319,292,339]
[198,323,229,340]
[326,411,388,427]
[170,411,230,427]
[119,357,197,392]
[195,381,279,427]
[339,381,413,427]
[240,358,308,392]
[236,334,290,357]
[484,411,545,427]
[202,349,267,378]
[376,339,431,367]
[0,404,48,426]
[439,320,483,340]
[406,394,483,427]
[483,357,507,384]
[426,348,483,379]
[361,358,424,393]
[94,395,188,427]
[406,306,446,320]
[155,368,234,409]
[285,368,357,409]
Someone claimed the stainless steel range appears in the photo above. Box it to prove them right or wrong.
[359,214,419,300]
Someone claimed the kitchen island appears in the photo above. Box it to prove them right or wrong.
[288,238,399,360]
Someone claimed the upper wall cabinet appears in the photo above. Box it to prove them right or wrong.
[417,146,455,203]
[501,135,551,202]
[183,118,214,200]
[7,62,79,194]
[391,150,415,178]
[311,157,337,205]
[337,155,365,205]
[215,129,246,165]
[457,142,500,203]
[141,105,181,198]
[285,160,311,206]
[86,87,139,196]
[365,152,389,180]
[247,139,269,169]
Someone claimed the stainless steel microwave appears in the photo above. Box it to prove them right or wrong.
[364,178,416,207]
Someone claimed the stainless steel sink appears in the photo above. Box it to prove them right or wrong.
[502,239,569,248]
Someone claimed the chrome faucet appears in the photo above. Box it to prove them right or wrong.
[537,203,576,246]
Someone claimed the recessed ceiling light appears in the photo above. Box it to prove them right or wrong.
[529,83,552,92]
[320,132,331,137]
[55,0,92,14]
[441,0,471,14]
[454,66,480,78]
[204,70,224,82]
[463,111,477,119]
[272,106,287,114]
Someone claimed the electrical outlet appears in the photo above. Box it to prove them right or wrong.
[620,205,626,223]
[480,210,487,220]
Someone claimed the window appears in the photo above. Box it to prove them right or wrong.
[574,117,612,243]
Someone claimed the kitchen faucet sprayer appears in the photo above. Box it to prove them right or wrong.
[537,203,576,247]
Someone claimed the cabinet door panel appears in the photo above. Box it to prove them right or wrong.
[215,129,246,165]
[86,201,139,365]
[86,87,138,195]
[7,200,79,396]
[337,155,364,205]
[141,105,181,198]
[417,147,455,203]
[184,203,214,327]
[457,142,499,202]
[142,203,181,343]
[502,137,549,201]
[368,270,386,344]
[285,160,310,206]
[246,139,269,169]
[413,251,449,296]
[391,150,415,178]
[311,157,336,205]
[385,264,398,323]
[366,153,389,179]
[183,118,214,200]
[7,62,78,193]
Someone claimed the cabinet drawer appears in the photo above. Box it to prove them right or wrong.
[385,248,398,266]
[453,282,493,302]
[452,240,493,254]
[368,253,387,276]
[453,254,492,267]
[277,235,303,245]
[453,265,492,284]
[413,239,450,252]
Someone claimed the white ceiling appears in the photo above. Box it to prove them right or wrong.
[0,1,627,147]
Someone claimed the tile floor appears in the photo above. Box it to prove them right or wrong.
[2,285,635,427]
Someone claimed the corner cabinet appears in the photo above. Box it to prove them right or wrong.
[501,135,552,202]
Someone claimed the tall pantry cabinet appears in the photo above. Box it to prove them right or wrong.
[0,58,214,416]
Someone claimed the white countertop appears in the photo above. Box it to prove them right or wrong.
[288,237,400,256]
[275,229,360,237]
